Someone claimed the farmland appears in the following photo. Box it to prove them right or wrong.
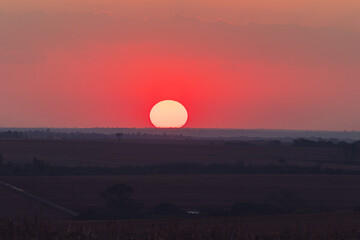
[2,213,360,239]
[1,174,360,214]
[0,139,357,169]
[1,138,360,238]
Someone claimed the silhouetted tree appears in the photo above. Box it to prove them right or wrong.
[115,133,124,141]
[268,140,281,146]
[354,204,360,212]
[0,153,4,174]
[268,190,304,213]
[354,141,360,160]
[101,184,133,208]
[316,161,323,168]
[278,158,286,166]
[0,130,23,139]
[45,128,53,139]
[293,139,317,147]
[32,157,47,175]
[339,142,358,160]
[100,184,140,218]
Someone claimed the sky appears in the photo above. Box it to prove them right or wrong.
[0,0,360,130]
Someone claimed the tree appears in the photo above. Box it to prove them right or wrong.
[0,153,4,174]
[101,184,134,208]
[115,133,124,141]
[32,157,47,175]
[267,190,304,213]
[100,184,140,218]
[278,158,286,166]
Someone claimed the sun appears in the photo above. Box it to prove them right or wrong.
[150,100,188,128]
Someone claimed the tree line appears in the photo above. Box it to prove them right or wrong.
[0,155,359,176]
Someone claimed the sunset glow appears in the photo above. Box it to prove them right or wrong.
[0,0,359,130]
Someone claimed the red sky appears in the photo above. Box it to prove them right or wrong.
[0,1,360,130]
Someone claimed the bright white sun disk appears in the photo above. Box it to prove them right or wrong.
[150,100,188,128]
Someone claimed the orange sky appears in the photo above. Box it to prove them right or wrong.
[0,1,359,130]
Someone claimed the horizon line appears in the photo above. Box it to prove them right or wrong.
[0,127,359,133]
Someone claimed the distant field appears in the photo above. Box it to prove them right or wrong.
[1,139,360,221]
[1,175,360,214]
[0,139,354,169]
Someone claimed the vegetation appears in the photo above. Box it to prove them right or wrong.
[293,138,360,160]
[1,157,360,176]
[1,217,360,240]
[74,184,329,220]
[0,130,24,139]
[0,135,359,238]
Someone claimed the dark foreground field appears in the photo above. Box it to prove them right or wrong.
[2,213,360,240]
[1,175,360,217]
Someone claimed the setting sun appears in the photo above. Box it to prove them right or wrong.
[150,100,188,128]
